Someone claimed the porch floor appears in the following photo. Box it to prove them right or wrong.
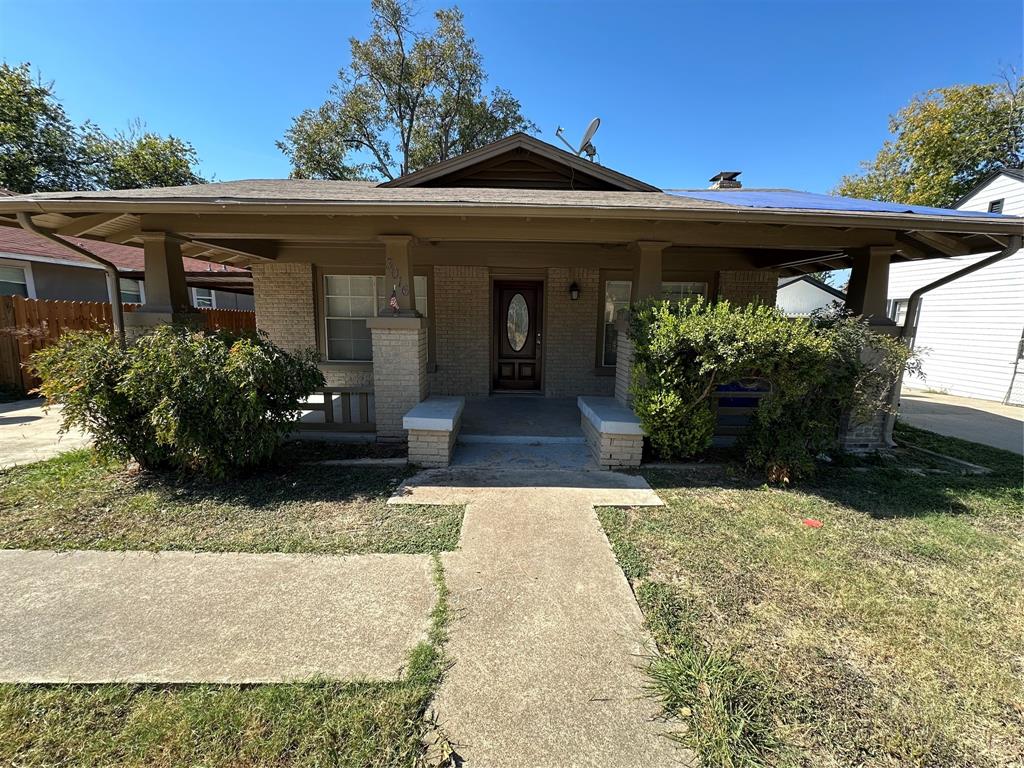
[459,395,583,439]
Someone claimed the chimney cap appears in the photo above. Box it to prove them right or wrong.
[709,171,741,183]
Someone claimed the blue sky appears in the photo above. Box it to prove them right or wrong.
[1,0,1020,191]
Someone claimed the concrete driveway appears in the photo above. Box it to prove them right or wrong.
[0,398,90,468]
[898,389,1024,455]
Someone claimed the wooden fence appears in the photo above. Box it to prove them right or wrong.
[0,295,256,394]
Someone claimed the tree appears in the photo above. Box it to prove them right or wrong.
[836,74,1024,208]
[0,62,88,193]
[278,0,536,181]
[83,121,206,189]
[0,62,206,193]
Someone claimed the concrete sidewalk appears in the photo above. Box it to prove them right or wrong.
[0,549,436,683]
[0,398,90,468]
[391,468,688,768]
[899,389,1024,455]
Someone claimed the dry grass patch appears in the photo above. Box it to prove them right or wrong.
[0,446,462,555]
[600,424,1024,767]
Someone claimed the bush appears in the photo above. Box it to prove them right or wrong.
[629,299,916,481]
[31,326,325,478]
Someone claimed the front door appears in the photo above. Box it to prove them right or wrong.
[493,281,543,390]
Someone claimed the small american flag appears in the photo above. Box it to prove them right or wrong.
[389,287,400,315]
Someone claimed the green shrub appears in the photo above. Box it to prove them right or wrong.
[31,326,325,477]
[629,299,916,481]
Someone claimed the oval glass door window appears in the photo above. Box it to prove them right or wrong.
[507,293,529,351]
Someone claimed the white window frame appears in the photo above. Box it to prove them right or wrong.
[661,281,708,302]
[116,277,145,305]
[0,258,36,299]
[191,286,216,309]
[602,279,633,367]
[323,274,428,363]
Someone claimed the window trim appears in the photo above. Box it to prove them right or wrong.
[191,286,216,309]
[597,270,633,369]
[115,277,145,305]
[316,266,432,366]
[0,258,36,299]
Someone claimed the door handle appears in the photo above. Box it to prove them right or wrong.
[537,331,542,346]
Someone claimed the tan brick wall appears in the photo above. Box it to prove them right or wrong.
[252,262,316,352]
[581,415,644,469]
[430,265,490,396]
[718,270,779,306]
[408,416,460,468]
[370,326,428,442]
[544,267,614,398]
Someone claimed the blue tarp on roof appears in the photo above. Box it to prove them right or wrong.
[665,189,1006,218]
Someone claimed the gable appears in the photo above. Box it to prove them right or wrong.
[381,133,660,192]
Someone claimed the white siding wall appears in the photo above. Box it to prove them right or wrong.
[887,173,1024,403]
[776,279,843,316]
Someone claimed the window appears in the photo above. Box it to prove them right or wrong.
[602,280,632,367]
[988,199,1004,214]
[192,287,215,308]
[661,281,708,302]
[888,298,920,327]
[323,274,428,362]
[119,278,143,304]
[0,264,30,297]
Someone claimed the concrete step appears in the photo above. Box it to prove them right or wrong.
[457,433,586,446]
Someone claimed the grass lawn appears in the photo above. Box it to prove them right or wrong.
[600,423,1024,768]
[0,559,452,768]
[0,443,461,767]
[0,445,462,554]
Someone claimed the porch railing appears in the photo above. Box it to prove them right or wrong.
[293,386,376,433]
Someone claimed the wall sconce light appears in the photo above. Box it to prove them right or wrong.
[568,281,580,301]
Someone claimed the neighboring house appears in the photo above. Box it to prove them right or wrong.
[0,226,253,309]
[776,275,846,316]
[0,133,1018,464]
[888,168,1024,404]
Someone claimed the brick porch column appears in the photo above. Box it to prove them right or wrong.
[613,314,635,406]
[615,241,668,406]
[366,316,428,442]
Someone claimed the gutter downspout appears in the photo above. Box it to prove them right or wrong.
[16,212,126,347]
[899,234,1021,346]
[886,233,1022,441]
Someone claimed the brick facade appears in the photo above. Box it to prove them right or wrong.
[580,415,644,469]
[544,268,614,397]
[369,322,428,442]
[614,330,635,406]
[718,270,780,306]
[251,262,316,352]
[430,265,490,396]
[408,419,460,468]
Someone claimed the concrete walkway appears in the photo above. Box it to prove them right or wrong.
[0,549,436,683]
[391,468,688,768]
[900,388,1024,455]
[0,398,90,468]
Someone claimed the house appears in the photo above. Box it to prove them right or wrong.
[0,226,253,309]
[776,274,846,317]
[0,133,1019,465]
[887,168,1024,405]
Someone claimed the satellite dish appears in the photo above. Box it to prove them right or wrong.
[578,117,600,154]
[553,117,602,162]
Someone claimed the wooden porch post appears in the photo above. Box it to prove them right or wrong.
[378,235,419,316]
[845,246,895,323]
[123,231,203,338]
[633,240,669,300]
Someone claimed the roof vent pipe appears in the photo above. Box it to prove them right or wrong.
[709,171,742,190]
[16,212,126,347]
